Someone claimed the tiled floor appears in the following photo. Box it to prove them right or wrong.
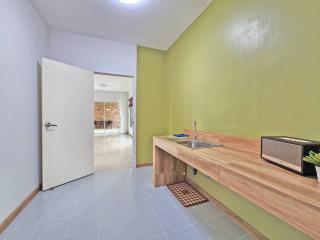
[94,134,132,170]
[0,167,255,240]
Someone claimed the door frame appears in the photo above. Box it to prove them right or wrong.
[94,72,137,168]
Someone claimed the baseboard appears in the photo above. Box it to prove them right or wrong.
[136,163,153,168]
[186,178,267,240]
[0,185,40,234]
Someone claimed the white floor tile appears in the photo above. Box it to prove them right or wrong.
[55,189,81,205]
[100,222,131,240]
[74,199,101,215]
[129,215,163,240]
[148,196,178,214]
[67,213,99,236]
[26,191,60,210]
[2,151,252,240]
[30,219,69,240]
[100,209,129,228]
[193,218,233,240]
[142,184,169,199]
[94,134,132,170]
[166,226,200,240]
[148,236,167,240]
[0,226,35,240]
[10,208,44,228]
[180,202,224,224]
[66,230,100,240]
[121,186,147,204]
[79,185,103,201]
[156,209,189,233]
[42,202,75,222]
[127,201,154,220]
[99,194,126,212]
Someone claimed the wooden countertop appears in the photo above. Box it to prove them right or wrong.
[153,130,320,239]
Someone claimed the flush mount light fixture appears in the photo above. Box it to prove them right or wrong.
[119,0,140,4]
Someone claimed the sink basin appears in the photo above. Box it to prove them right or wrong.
[177,140,223,149]
[163,137,187,142]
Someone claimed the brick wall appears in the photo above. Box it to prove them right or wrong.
[94,102,120,129]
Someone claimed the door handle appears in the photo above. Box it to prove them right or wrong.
[45,122,58,128]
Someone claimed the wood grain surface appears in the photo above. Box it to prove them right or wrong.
[153,131,320,239]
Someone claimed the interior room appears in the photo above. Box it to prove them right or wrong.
[94,73,134,170]
[1,0,320,240]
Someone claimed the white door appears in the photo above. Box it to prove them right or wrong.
[42,58,94,190]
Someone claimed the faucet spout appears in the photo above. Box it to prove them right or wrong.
[192,120,197,142]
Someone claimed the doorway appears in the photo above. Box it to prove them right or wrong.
[94,102,121,135]
[41,58,137,190]
[93,73,135,170]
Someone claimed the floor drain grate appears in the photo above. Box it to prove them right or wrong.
[167,182,208,208]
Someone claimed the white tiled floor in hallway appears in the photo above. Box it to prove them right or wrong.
[94,134,132,170]
[0,167,255,240]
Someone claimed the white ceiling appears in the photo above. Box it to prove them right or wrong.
[94,74,132,94]
[31,0,212,50]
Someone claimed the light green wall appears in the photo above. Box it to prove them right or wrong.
[137,47,168,164]
[137,0,319,238]
[165,0,319,239]
[186,169,311,240]
[167,0,320,138]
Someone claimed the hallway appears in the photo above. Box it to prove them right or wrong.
[94,134,132,170]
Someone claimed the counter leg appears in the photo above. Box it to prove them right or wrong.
[153,145,187,187]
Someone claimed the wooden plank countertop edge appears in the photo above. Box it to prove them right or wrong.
[153,133,320,239]
[153,135,320,211]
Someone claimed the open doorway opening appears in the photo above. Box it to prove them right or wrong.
[93,73,135,170]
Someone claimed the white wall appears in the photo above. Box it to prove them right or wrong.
[94,91,119,102]
[48,29,137,76]
[94,91,129,134]
[0,14,137,224]
[0,0,48,223]
[94,74,133,96]
[118,93,129,134]
[48,29,138,168]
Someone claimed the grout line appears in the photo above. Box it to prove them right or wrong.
[63,180,85,239]
[24,168,250,240]
[143,185,222,239]
[157,190,229,237]
[27,192,48,240]
[147,201,169,240]
[143,188,169,240]
[156,212,228,240]
[27,221,42,240]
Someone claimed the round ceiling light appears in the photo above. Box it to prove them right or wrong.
[119,0,140,4]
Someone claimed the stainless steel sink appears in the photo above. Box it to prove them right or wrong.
[163,137,187,142]
[177,140,223,150]
[165,121,223,150]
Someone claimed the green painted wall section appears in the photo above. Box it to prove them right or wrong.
[186,169,311,240]
[165,0,319,239]
[167,0,320,139]
[137,47,168,164]
[137,0,320,238]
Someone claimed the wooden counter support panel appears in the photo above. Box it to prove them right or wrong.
[153,132,320,239]
[153,145,187,187]
[220,168,320,239]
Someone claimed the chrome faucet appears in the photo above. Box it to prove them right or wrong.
[191,121,198,149]
[192,120,197,142]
